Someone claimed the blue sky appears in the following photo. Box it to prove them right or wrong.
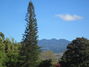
[0,0,89,42]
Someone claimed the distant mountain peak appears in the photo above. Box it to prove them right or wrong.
[38,39,70,53]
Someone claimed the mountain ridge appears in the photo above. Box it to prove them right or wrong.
[38,39,70,53]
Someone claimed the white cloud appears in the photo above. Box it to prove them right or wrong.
[56,14,83,21]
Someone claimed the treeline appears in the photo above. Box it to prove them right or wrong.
[0,32,52,67]
[1,32,89,67]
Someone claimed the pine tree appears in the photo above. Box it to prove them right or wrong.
[20,1,39,67]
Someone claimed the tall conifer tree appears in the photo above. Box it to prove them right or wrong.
[20,1,39,67]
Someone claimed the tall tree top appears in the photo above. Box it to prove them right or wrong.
[25,1,36,22]
[22,0,38,42]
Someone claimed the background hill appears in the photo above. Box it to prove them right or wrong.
[38,39,70,53]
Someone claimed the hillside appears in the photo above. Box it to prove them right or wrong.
[38,39,70,53]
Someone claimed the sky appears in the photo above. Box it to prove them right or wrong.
[0,0,89,42]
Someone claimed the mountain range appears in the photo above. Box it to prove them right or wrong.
[38,39,70,53]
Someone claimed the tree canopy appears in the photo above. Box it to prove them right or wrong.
[61,37,89,67]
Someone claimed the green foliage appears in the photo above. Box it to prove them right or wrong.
[0,32,20,67]
[4,38,20,67]
[19,1,40,67]
[61,37,89,67]
[0,51,6,67]
[0,32,6,67]
[0,32,5,41]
